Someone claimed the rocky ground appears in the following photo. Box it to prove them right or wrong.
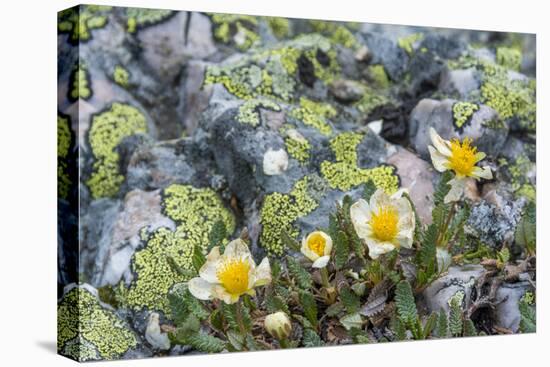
[57,5,536,361]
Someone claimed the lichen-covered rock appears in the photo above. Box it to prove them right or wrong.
[494,281,534,332]
[57,284,138,361]
[422,265,485,314]
[409,98,508,159]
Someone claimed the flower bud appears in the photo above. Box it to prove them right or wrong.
[264,311,292,340]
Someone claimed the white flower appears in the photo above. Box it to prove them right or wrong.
[428,128,493,203]
[301,231,333,268]
[264,312,292,340]
[350,189,415,259]
[188,239,271,304]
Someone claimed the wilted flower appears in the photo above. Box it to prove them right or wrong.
[301,231,333,268]
[428,128,492,203]
[350,189,415,259]
[188,239,271,304]
[264,311,292,340]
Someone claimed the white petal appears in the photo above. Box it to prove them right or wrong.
[188,277,215,300]
[223,238,252,260]
[396,229,414,249]
[474,152,486,163]
[444,177,466,203]
[472,166,493,180]
[390,188,409,200]
[350,199,372,225]
[369,189,391,210]
[428,146,450,173]
[429,128,452,157]
[365,239,396,260]
[199,257,222,284]
[312,256,330,268]
[212,285,237,304]
[320,232,333,256]
[253,257,272,287]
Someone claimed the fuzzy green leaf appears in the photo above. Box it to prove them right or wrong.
[395,280,418,326]
[449,294,463,336]
[392,317,407,341]
[423,312,438,339]
[281,231,301,252]
[325,302,345,317]
[186,333,226,353]
[302,328,324,347]
[434,171,453,206]
[340,286,361,313]
[463,318,477,337]
[340,313,363,331]
[192,244,206,273]
[515,201,536,255]
[208,219,227,251]
[334,230,350,270]
[287,256,313,290]
[519,298,536,333]
[299,290,318,328]
[265,292,290,314]
[363,180,377,202]
[437,308,448,338]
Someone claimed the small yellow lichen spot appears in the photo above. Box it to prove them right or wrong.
[307,232,326,257]
[217,259,250,295]
[369,206,398,242]
[448,138,477,176]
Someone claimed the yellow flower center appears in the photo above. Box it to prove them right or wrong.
[307,233,326,257]
[448,138,477,176]
[369,205,399,242]
[217,258,250,296]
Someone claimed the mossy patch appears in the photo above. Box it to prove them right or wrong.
[69,62,92,102]
[290,97,336,136]
[58,113,73,199]
[452,101,479,131]
[58,5,111,44]
[113,65,130,88]
[367,64,390,89]
[267,17,290,39]
[260,177,320,255]
[210,14,260,51]
[284,132,311,163]
[121,184,235,313]
[86,103,148,199]
[57,286,137,361]
[320,132,399,192]
[308,20,360,49]
[398,33,424,56]
[496,47,522,71]
[125,8,174,33]
[237,99,281,126]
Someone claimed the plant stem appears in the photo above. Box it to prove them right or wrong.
[437,202,456,247]
[235,300,247,336]
[320,267,330,288]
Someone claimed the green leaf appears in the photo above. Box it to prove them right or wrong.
[265,292,290,314]
[423,312,438,339]
[334,230,350,270]
[183,289,209,320]
[302,328,324,347]
[339,313,363,331]
[437,308,448,338]
[363,180,377,202]
[186,333,226,353]
[463,318,477,337]
[281,231,301,252]
[221,303,240,331]
[299,290,318,328]
[192,244,206,273]
[519,297,536,333]
[449,293,464,336]
[391,317,407,341]
[208,219,227,252]
[226,330,246,351]
[417,222,437,276]
[446,204,470,242]
[325,302,345,317]
[434,171,453,206]
[340,286,360,313]
[287,256,313,290]
[170,314,201,345]
[395,280,417,326]
[515,201,536,255]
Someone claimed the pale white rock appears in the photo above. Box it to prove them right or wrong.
[263,148,289,176]
[145,312,171,350]
[367,119,383,135]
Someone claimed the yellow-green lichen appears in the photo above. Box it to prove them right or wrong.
[122,185,235,313]
[69,62,91,101]
[267,17,290,39]
[290,97,336,136]
[58,5,111,44]
[237,99,281,126]
[449,55,535,132]
[496,47,522,71]
[452,101,479,130]
[260,177,319,255]
[204,34,340,102]
[500,154,536,202]
[113,65,130,88]
[86,103,147,199]
[58,114,72,199]
[368,64,390,89]
[320,132,399,192]
[398,33,424,56]
[125,8,174,33]
[285,134,311,163]
[353,86,389,116]
[210,14,260,51]
[57,287,137,361]
[309,21,359,49]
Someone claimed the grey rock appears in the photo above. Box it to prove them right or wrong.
[329,79,364,103]
[494,281,533,332]
[423,265,485,314]
[439,67,481,99]
[361,32,408,80]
